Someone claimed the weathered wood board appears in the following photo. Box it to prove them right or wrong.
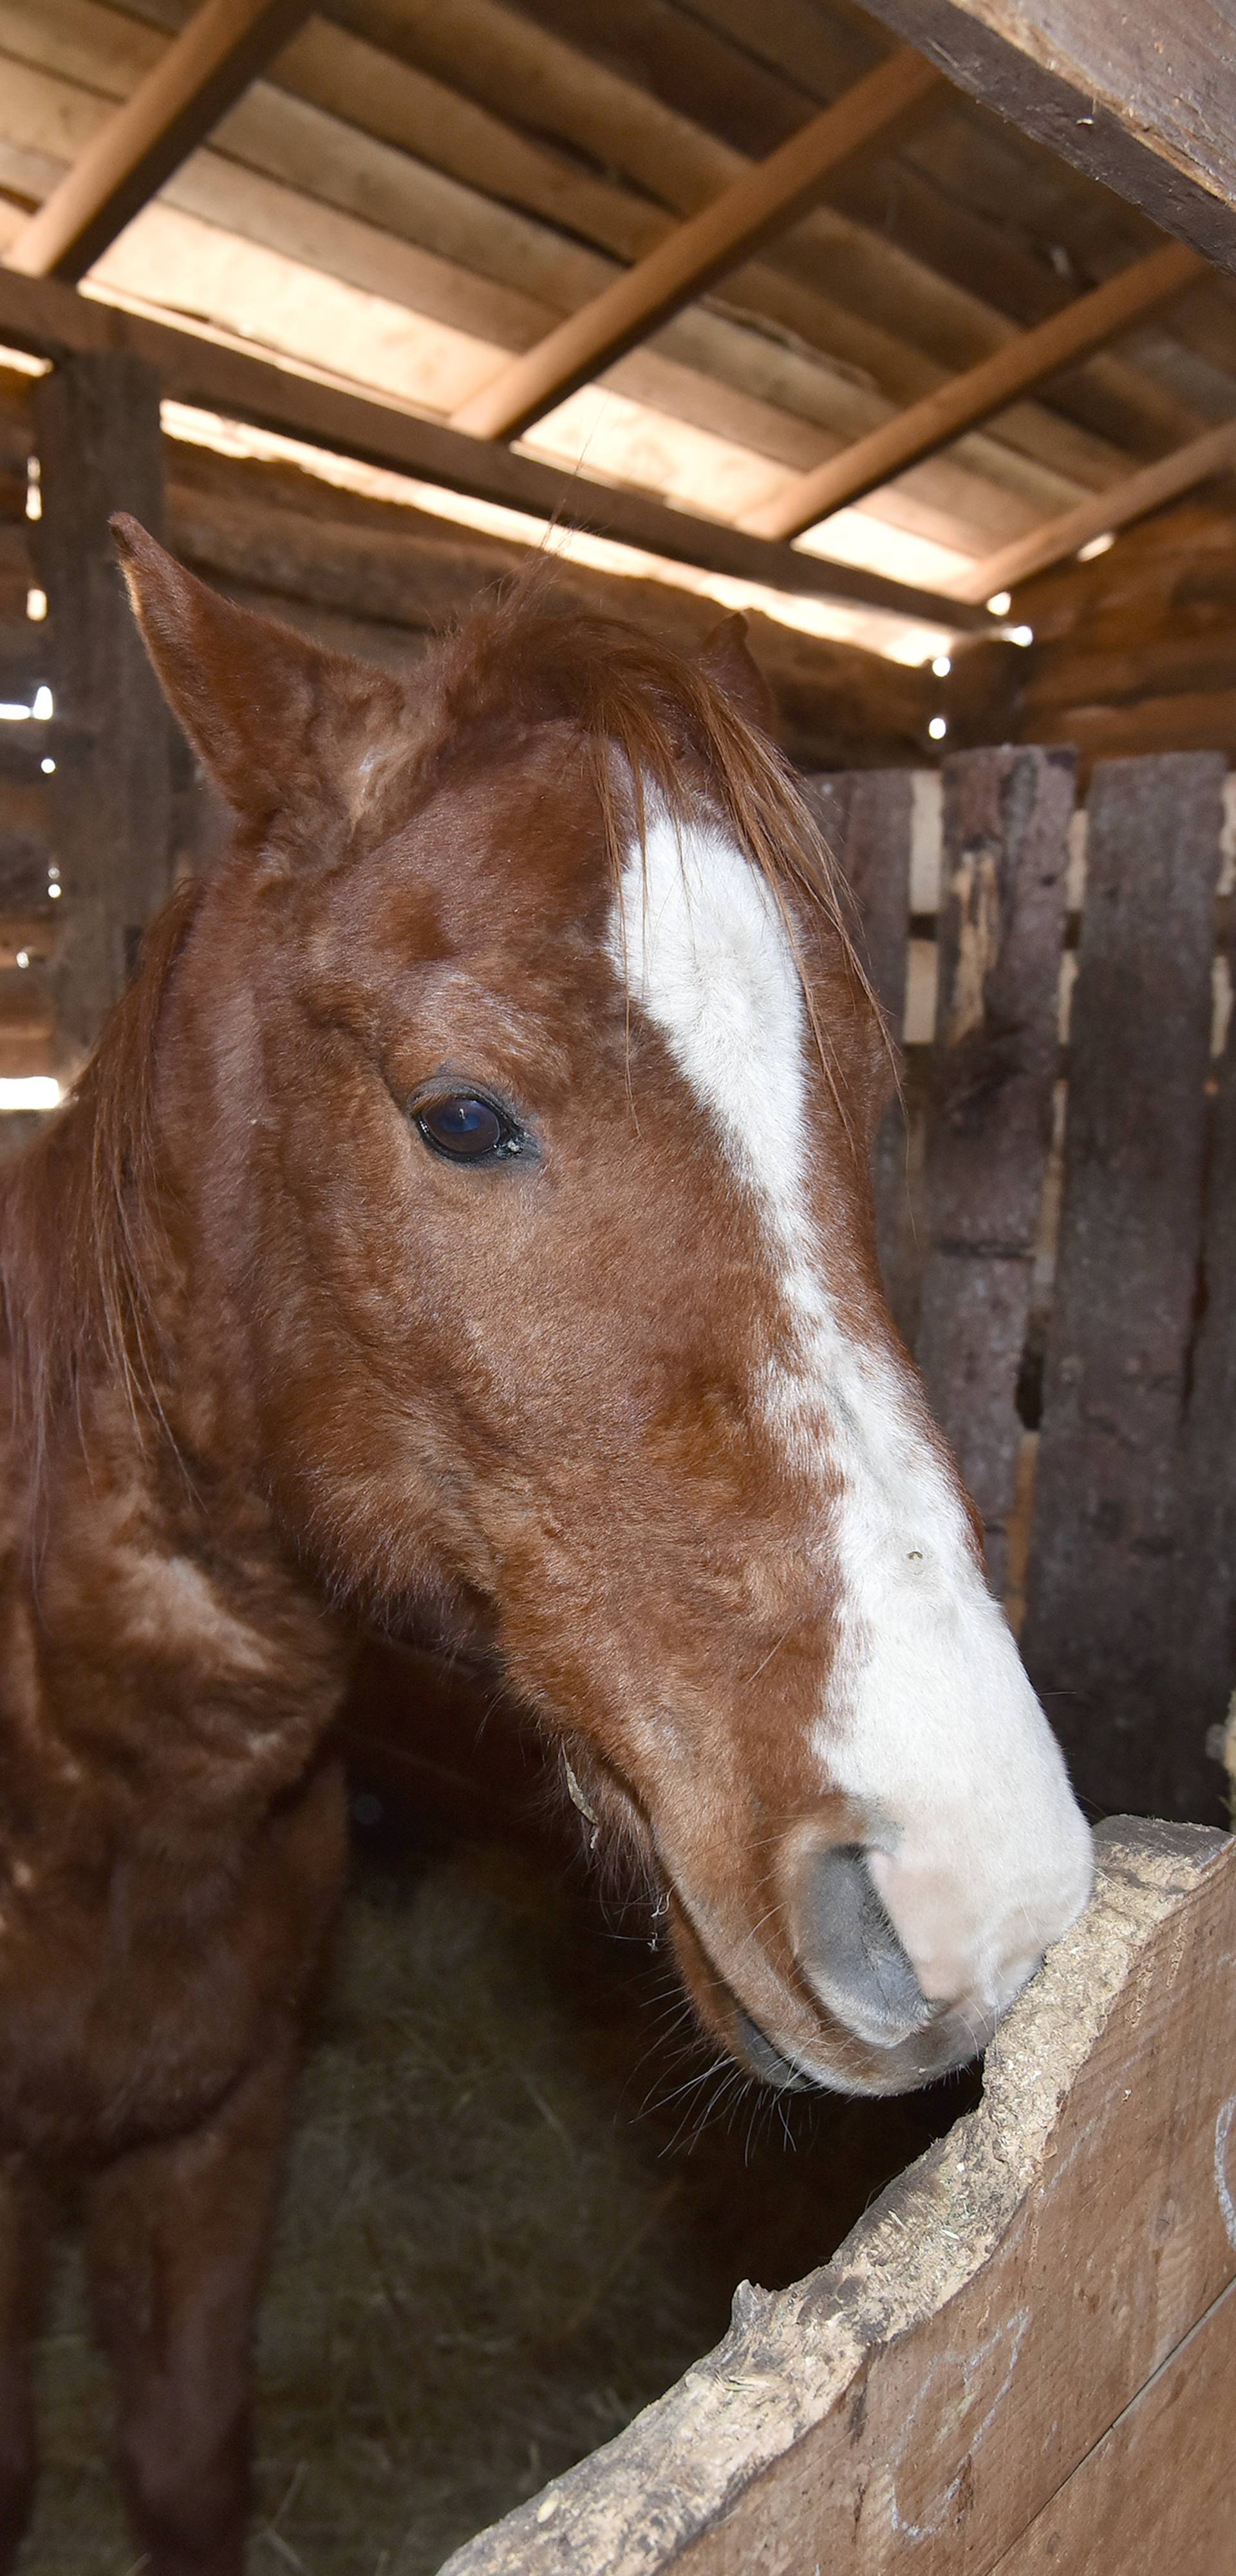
[859,0,1236,277]
[1022,754,1226,1817]
[1173,844,1236,1787]
[915,746,1072,1599]
[31,350,174,1067]
[440,1818,1235,2575]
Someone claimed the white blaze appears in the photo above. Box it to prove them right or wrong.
[610,809,1092,2023]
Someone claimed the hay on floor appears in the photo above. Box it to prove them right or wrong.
[24,1831,973,2575]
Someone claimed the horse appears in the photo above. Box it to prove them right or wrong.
[0,518,1092,2574]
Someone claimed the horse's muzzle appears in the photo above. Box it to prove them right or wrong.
[731,1840,1002,2095]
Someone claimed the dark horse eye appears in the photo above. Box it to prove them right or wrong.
[414,1094,523,1164]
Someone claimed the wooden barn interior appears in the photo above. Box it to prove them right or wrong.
[1,3,1234,2568]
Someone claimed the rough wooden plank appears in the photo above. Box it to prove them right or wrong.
[0,268,991,634]
[744,239,1206,541]
[1025,688,1236,766]
[30,352,174,1064]
[6,0,314,283]
[451,50,940,438]
[990,2279,1236,2575]
[1170,838,1236,1823]
[915,746,1073,1598]
[858,0,1236,278]
[800,769,917,1343]
[438,1819,1235,2574]
[1021,754,1226,1819]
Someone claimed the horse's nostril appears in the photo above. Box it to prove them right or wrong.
[796,1841,931,2049]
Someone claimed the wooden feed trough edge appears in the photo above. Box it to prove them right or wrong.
[444,1817,1235,2575]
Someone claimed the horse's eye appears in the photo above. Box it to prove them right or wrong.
[414,1094,523,1163]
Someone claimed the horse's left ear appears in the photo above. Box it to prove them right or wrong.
[698,613,778,736]
[111,513,406,853]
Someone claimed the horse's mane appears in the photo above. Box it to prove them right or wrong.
[0,874,204,1489]
[1,585,869,1493]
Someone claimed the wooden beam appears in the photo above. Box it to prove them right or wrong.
[31,354,176,1061]
[953,415,1236,603]
[0,268,993,633]
[915,746,1072,1604]
[4,0,313,286]
[1022,753,1226,1820]
[859,0,1236,280]
[451,48,939,440]
[744,238,1208,540]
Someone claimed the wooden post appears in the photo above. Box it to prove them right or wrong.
[31,352,174,1066]
[801,770,917,1344]
[915,747,1073,1602]
[1022,753,1226,1819]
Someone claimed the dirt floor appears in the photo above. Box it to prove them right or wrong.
[19,1672,979,2575]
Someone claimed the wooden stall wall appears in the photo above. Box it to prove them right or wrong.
[946,473,1236,768]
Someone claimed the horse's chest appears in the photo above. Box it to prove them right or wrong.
[0,1899,258,2154]
[0,1758,346,2161]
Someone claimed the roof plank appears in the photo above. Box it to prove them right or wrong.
[452,48,941,439]
[859,0,1236,278]
[4,0,313,282]
[745,238,1210,539]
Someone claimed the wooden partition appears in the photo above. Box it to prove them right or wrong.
[0,359,55,1097]
[440,1818,1235,2575]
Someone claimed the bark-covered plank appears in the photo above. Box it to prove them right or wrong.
[859,0,1236,278]
[31,352,174,1066]
[1022,753,1226,1819]
[915,746,1074,1599]
[801,768,916,1342]
[1170,847,1236,1823]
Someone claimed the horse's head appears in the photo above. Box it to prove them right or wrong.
[117,519,1091,2096]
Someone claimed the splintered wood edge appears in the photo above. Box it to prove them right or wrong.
[438,1816,1231,2576]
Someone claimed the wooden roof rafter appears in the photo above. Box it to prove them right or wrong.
[959,415,1236,605]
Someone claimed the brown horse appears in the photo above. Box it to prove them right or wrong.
[0,522,1092,2573]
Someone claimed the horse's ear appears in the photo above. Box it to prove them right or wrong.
[111,513,404,847]
[698,613,778,737]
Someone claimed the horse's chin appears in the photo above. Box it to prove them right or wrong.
[662,1891,994,2100]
